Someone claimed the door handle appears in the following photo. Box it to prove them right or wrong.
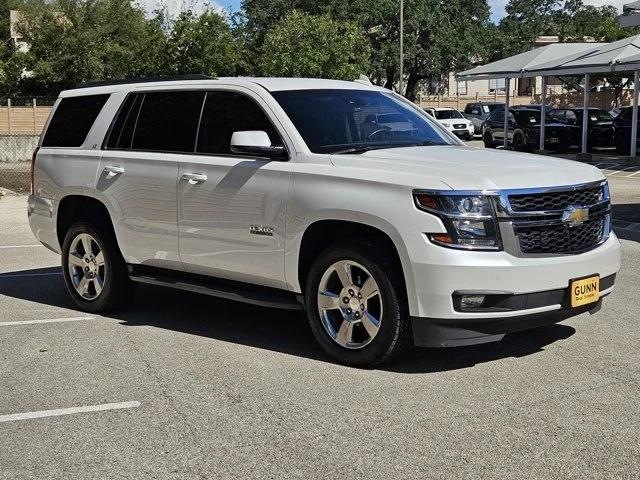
[104,165,125,179]
[182,173,207,185]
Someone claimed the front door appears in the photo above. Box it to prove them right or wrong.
[178,89,291,290]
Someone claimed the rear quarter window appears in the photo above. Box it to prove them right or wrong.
[42,94,110,147]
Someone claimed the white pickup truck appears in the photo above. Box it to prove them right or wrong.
[28,76,620,366]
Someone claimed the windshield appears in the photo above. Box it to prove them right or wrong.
[581,110,613,122]
[514,111,551,125]
[435,110,463,120]
[483,104,503,114]
[271,89,452,154]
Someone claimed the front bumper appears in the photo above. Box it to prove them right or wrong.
[411,274,615,347]
[407,233,621,346]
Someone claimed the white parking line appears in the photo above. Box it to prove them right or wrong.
[0,316,94,327]
[625,170,640,177]
[0,244,43,249]
[608,166,638,176]
[0,401,141,423]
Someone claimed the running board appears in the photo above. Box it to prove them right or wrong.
[128,266,303,311]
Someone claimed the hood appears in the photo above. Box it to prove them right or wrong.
[330,145,603,191]
[440,119,471,126]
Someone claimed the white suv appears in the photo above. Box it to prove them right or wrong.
[432,107,474,140]
[28,76,621,366]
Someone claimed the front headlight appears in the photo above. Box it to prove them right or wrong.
[414,192,502,250]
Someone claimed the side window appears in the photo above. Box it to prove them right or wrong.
[105,93,141,149]
[131,91,205,153]
[565,111,577,122]
[42,94,110,147]
[197,91,282,155]
[492,111,504,123]
[464,104,473,114]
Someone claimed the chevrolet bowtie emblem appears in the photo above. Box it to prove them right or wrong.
[562,206,589,227]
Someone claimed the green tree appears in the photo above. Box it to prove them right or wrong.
[15,0,168,94]
[166,10,239,76]
[242,0,491,100]
[555,0,638,42]
[498,0,560,57]
[259,10,370,80]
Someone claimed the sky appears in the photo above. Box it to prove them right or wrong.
[138,0,625,22]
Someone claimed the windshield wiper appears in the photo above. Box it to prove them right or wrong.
[330,141,445,155]
[331,145,386,154]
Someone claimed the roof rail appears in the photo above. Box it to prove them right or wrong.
[74,74,216,89]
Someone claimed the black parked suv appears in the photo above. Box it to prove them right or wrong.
[482,108,580,152]
[463,102,504,134]
[613,107,639,154]
[549,108,615,150]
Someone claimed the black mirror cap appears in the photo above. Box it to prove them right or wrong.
[230,144,288,159]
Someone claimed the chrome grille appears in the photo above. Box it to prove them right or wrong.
[514,216,606,254]
[508,185,604,212]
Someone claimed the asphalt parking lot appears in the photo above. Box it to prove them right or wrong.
[1,173,639,479]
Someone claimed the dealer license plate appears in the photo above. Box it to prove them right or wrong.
[570,275,600,308]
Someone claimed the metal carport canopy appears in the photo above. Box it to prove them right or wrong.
[522,35,640,157]
[456,43,603,152]
[456,43,603,81]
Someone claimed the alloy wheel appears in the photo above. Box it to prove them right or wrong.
[317,260,383,349]
[67,233,105,301]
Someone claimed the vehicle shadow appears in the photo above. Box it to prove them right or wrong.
[612,203,640,242]
[0,267,576,374]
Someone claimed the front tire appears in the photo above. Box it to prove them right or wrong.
[61,221,135,313]
[304,241,412,367]
[483,130,496,148]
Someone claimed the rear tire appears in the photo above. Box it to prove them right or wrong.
[304,241,412,367]
[483,131,496,148]
[616,135,631,155]
[61,221,135,313]
[512,132,525,152]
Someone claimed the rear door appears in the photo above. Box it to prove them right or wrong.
[489,110,505,140]
[177,88,292,289]
[97,89,205,269]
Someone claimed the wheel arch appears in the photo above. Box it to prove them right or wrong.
[56,195,116,249]
[293,217,417,314]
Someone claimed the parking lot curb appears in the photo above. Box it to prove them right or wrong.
[0,187,18,197]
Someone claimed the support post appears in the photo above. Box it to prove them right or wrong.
[580,73,590,158]
[7,98,11,135]
[631,70,639,159]
[33,98,37,134]
[399,0,403,96]
[539,76,547,152]
[503,78,511,149]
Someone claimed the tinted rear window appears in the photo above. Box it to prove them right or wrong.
[132,91,205,153]
[42,94,110,147]
[105,93,140,149]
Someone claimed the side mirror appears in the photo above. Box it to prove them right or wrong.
[230,131,286,158]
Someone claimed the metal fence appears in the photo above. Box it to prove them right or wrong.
[0,135,40,193]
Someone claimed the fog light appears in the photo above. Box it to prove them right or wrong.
[461,294,485,310]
